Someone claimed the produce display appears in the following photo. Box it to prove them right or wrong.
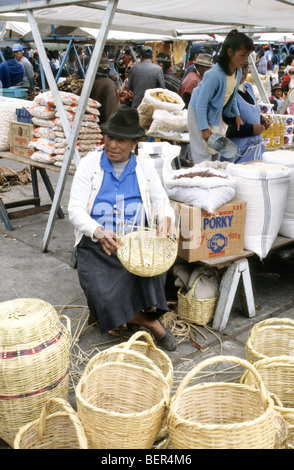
[26,91,103,166]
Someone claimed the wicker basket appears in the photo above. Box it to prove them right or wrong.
[76,347,170,449]
[0,298,71,447]
[241,355,294,448]
[246,317,294,364]
[13,398,88,449]
[115,331,173,391]
[177,274,218,326]
[117,227,178,277]
[167,355,276,449]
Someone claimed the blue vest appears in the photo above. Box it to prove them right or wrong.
[227,82,265,163]
[90,151,143,233]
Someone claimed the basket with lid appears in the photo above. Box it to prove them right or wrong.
[76,346,170,448]
[0,298,71,447]
[13,398,88,449]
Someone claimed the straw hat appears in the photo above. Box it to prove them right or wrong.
[195,53,212,68]
[100,105,145,139]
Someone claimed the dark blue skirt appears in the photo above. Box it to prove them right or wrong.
[76,235,168,334]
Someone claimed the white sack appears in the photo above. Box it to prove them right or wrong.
[163,155,236,213]
[262,150,294,238]
[226,162,291,259]
[147,108,188,135]
[144,88,184,112]
[0,97,32,151]
[137,141,181,183]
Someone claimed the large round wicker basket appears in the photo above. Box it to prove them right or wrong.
[76,347,170,448]
[177,274,218,326]
[0,298,71,447]
[13,398,88,449]
[117,228,178,277]
[246,317,294,363]
[241,355,294,448]
[167,355,277,449]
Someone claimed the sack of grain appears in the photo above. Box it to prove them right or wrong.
[163,156,236,213]
[226,162,291,259]
[147,108,188,135]
[262,150,294,238]
[144,88,184,112]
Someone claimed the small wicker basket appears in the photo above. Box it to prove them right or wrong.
[0,298,71,447]
[167,355,277,449]
[13,398,88,449]
[177,274,218,326]
[117,227,178,277]
[246,317,294,364]
[76,347,170,449]
[241,355,294,448]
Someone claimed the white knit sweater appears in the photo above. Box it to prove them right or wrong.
[68,149,174,246]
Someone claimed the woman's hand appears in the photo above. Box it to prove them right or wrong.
[94,226,119,256]
[253,123,265,135]
[202,128,213,141]
[157,217,173,237]
[235,115,244,131]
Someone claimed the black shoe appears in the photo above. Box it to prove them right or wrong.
[126,323,141,333]
[156,329,177,351]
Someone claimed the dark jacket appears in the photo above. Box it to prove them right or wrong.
[90,74,119,125]
[0,59,24,88]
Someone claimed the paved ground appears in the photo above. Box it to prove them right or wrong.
[1,156,294,450]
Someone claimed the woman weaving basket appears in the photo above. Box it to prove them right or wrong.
[68,105,177,351]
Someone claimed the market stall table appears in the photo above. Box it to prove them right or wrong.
[0,151,74,231]
[195,235,294,331]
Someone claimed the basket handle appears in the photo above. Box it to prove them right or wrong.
[59,314,71,333]
[186,274,205,305]
[37,398,85,442]
[123,330,158,351]
[173,355,271,409]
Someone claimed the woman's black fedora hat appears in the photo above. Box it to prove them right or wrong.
[100,104,145,139]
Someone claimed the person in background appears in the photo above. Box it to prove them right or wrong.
[128,46,165,108]
[178,53,213,108]
[108,52,120,90]
[0,46,24,88]
[224,62,271,163]
[187,29,255,163]
[156,52,181,93]
[89,57,119,125]
[256,48,267,75]
[283,54,294,114]
[12,43,35,90]
[68,105,177,351]
[269,84,284,113]
[182,44,205,80]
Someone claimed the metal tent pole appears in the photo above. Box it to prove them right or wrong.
[39,0,119,252]
[248,53,270,105]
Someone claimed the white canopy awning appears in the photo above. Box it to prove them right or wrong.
[0,1,294,36]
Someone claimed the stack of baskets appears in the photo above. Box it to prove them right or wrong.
[244,317,294,448]
[177,274,218,326]
[13,398,88,449]
[167,355,277,449]
[0,298,71,447]
[76,332,171,448]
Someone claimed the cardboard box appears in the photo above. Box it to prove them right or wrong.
[10,121,34,158]
[171,198,246,262]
